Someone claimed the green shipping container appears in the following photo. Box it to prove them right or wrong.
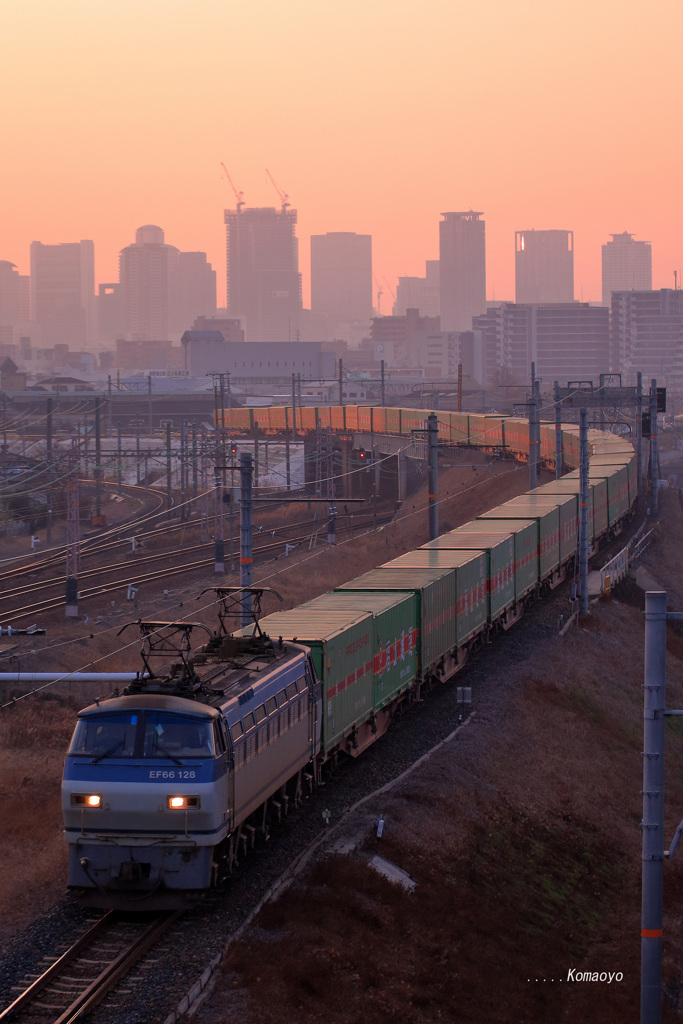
[379,548,487,646]
[563,471,609,537]
[337,566,457,677]
[236,609,374,755]
[452,518,538,600]
[533,478,595,543]
[589,456,635,511]
[422,528,515,625]
[298,590,418,710]
[478,497,560,581]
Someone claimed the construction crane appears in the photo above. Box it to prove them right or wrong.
[373,274,384,316]
[220,163,244,210]
[265,168,289,211]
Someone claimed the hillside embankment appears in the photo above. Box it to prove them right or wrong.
[195,490,683,1024]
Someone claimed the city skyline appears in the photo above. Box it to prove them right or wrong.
[0,0,680,310]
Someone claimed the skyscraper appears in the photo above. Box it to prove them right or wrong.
[118,226,216,342]
[310,232,372,341]
[439,212,486,332]
[515,230,574,304]
[30,240,95,348]
[602,232,652,306]
[119,225,176,342]
[225,205,302,343]
[0,261,30,346]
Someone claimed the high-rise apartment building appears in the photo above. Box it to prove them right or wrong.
[439,212,486,332]
[119,225,175,342]
[225,205,302,343]
[118,226,216,343]
[310,232,372,341]
[30,240,95,348]
[610,289,683,387]
[394,260,440,318]
[473,302,609,388]
[602,232,652,306]
[515,230,574,304]
[0,261,30,346]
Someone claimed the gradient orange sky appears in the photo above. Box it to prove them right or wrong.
[1,0,681,310]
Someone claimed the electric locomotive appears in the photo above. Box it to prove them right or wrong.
[62,589,321,908]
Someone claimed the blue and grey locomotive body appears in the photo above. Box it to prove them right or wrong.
[62,620,321,907]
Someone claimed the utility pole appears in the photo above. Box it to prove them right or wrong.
[136,422,141,485]
[651,379,659,517]
[457,363,463,413]
[641,589,667,1024]
[554,380,563,479]
[428,412,438,541]
[46,398,53,545]
[117,423,123,497]
[579,408,589,616]
[637,371,643,498]
[65,441,80,618]
[147,374,153,435]
[338,357,343,406]
[166,422,173,513]
[291,372,297,439]
[240,452,253,627]
[180,421,186,521]
[213,426,224,574]
[528,363,539,490]
[94,399,102,518]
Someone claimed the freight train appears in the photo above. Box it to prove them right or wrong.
[61,409,638,907]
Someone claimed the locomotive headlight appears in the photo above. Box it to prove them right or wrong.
[71,793,102,808]
[167,795,200,810]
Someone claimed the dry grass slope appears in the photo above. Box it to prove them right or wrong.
[199,491,683,1024]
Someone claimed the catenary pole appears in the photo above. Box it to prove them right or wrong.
[641,590,667,1024]
[554,380,563,479]
[651,379,659,517]
[579,408,589,616]
[240,452,253,627]
[428,412,438,541]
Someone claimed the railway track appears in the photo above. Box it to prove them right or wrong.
[0,508,395,621]
[0,910,181,1023]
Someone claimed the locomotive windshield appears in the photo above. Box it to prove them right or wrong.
[68,711,215,760]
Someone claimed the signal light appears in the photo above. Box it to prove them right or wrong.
[230,443,238,454]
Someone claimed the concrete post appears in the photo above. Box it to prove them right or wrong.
[641,590,667,1024]
[166,422,173,513]
[637,371,643,499]
[554,380,563,479]
[240,452,253,627]
[428,413,438,541]
[579,408,589,616]
[651,379,659,518]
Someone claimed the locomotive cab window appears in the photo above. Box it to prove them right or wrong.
[143,714,214,758]
[69,713,137,759]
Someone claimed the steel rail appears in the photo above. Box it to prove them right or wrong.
[0,911,115,1021]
